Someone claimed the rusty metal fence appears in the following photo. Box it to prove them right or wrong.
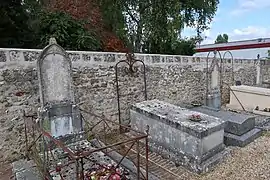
[23,107,149,180]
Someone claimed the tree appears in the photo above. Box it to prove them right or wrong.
[36,11,102,51]
[100,0,220,54]
[0,0,35,48]
[46,0,127,52]
[0,0,219,55]
[215,34,229,44]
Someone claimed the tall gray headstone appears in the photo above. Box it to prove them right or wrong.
[206,53,221,110]
[37,38,82,139]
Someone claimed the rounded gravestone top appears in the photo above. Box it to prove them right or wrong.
[49,37,57,45]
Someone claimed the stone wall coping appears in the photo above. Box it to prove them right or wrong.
[131,99,225,138]
[231,85,270,96]
[0,47,258,59]
[0,48,257,69]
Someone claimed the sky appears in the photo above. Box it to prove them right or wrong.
[182,0,270,45]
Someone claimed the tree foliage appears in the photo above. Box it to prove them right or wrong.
[0,0,102,51]
[215,34,229,44]
[0,0,219,56]
[37,11,101,51]
[44,0,127,52]
[0,0,34,48]
[100,0,219,54]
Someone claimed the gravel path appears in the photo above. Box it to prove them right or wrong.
[192,132,270,180]
[102,131,270,180]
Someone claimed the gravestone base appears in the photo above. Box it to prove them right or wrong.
[224,128,262,147]
[190,106,262,147]
[148,140,230,173]
[14,140,138,180]
[206,89,221,111]
[130,100,227,173]
[46,131,86,150]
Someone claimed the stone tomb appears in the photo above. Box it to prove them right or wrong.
[130,100,228,173]
[37,38,82,141]
[190,106,262,147]
[227,85,270,113]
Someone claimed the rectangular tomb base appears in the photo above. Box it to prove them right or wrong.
[190,106,262,147]
[227,85,270,112]
[190,106,256,136]
[224,128,262,147]
[148,140,230,173]
[130,99,227,173]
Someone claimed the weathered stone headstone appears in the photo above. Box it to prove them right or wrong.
[37,38,82,139]
[206,52,221,110]
[211,65,219,88]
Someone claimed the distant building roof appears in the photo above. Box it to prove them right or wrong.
[196,38,270,52]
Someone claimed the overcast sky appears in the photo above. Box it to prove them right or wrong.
[182,0,270,58]
[183,0,270,44]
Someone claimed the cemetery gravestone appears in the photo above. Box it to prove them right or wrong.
[37,38,82,139]
[206,54,221,110]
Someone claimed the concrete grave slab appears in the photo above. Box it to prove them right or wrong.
[130,99,227,173]
[190,106,256,136]
[227,85,270,112]
[12,160,42,180]
[189,106,263,147]
[224,128,262,147]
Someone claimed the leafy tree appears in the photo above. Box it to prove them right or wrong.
[100,0,219,53]
[0,0,219,55]
[215,34,229,44]
[0,0,102,51]
[36,11,102,51]
[45,0,127,52]
[172,39,196,56]
[0,0,34,48]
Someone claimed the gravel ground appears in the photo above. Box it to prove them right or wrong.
[4,132,270,180]
[191,132,270,180]
[102,130,270,180]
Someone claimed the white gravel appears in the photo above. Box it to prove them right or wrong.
[188,132,270,180]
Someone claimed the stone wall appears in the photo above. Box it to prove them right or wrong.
[0,48,259,163]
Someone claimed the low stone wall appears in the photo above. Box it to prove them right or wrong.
[0,48,259,163]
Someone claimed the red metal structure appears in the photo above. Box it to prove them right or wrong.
[23,108,149,180]
[196,38,270,52]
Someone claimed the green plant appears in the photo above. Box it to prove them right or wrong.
[37,11,102,51]
[42,117,51,132]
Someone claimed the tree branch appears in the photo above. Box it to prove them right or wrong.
[123,4,139,24]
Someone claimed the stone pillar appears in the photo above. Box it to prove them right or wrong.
[256,59,263,86]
